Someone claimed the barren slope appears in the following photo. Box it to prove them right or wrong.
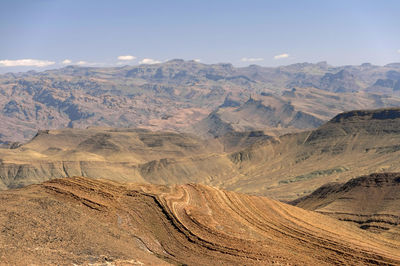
[291,173,400,234]
[0,177,399,265]
[226,108,400,200]
[0,127,232,189]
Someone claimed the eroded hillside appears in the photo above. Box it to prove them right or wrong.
[0,177,399,265]
[291,173,400,236]
[0,128,230,189]
[226,108,400,200]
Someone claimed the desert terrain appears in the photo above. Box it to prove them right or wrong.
[1,63,400,265]
[3,1,400,264]
[2,107,400,201]
[0,176,399,265]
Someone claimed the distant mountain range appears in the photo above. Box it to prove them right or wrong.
[2,59,400,143]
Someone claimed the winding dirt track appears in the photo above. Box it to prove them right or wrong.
[0,177,399,265]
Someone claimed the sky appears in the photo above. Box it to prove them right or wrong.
[1,0,400,72]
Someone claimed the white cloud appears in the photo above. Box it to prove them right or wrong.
[77,61,96,66]
[76,61,88,65]
[117,55,136,61]
[61,59,72,65]
[241,57,264,62]
[139,58,162,64]
[74,61,106,67]
[397,49,400,54]
[0,59,55,67]
[274,53,290,60]
[194,59,201,62]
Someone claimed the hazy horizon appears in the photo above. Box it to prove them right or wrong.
[2,58,400,75]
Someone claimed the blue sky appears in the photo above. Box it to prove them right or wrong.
[1,0,400,72]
